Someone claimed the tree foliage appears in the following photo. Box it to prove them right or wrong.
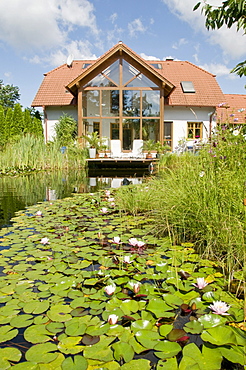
[0,80,20,109]
[194,0,246,77]
[54,114,77,146]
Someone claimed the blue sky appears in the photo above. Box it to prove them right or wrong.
[0,0,245,108]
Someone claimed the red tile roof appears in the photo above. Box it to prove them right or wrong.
[32,43,224,108]
[216,94,246,124]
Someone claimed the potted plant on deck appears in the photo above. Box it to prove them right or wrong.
[142,139,157,158]
[83,132,103,158]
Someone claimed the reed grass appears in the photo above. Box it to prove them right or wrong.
[0,134,87,172]
[116,126,246,274]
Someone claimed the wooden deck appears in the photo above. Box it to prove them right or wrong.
[86,157,158,170]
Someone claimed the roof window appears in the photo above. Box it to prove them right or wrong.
[150,63,162,69]
[82,63,91,69]
[181,81,195,93]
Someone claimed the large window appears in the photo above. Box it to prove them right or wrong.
[82,58,161,148]
[187,122,203,139]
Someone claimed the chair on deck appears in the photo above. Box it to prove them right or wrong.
[132,139,144,158]
[110,140,122,158]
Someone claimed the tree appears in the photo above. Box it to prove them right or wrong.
[54,114,77,146]
[12,103,24,135]
[194,0,246,77]
[0,80,20,109]
[0,105,5,147]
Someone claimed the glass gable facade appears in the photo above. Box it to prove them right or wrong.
[81,57,161,150]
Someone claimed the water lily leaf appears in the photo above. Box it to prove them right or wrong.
[120,359,151,369]
[83,335,114,361]
[146,298,173,318]
[135,330,160,349]
[159,324,173,337]
[70,297,85,309]
[198,314,227,329]
[156,357,178,370]
[9,362,39,369]
[46,322,64,334]
[0,347,22,369]
[10,314,34,328]
[58,336,84,355]
[184,320,204,334]
[112,341,134,363]
[24,324,52,344]
[0,325,18,343]
[39,352,65,369]
[65,319,87,336]
[179,343,222,370]
[154,341,181,359]
[128,337,146,354]
[25,343,58,363]
[220,345,245,366]
[23,300,50,314]
[86,323,110,336]
[61,355,88,370]
[162,294,183,307]
[106,324,125,337]
[201,326,238,346]
[82,334,100,345]
[47,304,72,322]
[131,319,153,333]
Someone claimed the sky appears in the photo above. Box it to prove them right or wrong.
[0,0,245,109]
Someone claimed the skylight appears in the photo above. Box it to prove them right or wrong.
[181,81,195,93]
[82,63,92,69]
[150,63,162,69]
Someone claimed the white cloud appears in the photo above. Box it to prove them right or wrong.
[161,0,246,59]
[128,18,147,37]
[172,38,188,50]
[29,40,97,66]
[140,52,160,61]
[199,63,235,78]
[0,0,99,52]
[110,13,118,24]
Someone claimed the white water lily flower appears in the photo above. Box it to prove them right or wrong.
[105,190,111,197]
[233,129,240,136]
[108,197,115,202]
[123,255,132,264]
[199,171,205,178]
[208,300,230,315]
[108,314,118,325]
[105,285,116,295]
[129,238,138,246]
[137,240,145,248]
[40,237,49,245]
[36,211,42,216]
[192,277,208,289]
[100,207,108,213]
[112,236,121,244]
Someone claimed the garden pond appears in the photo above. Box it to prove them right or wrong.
[0,174,244,369]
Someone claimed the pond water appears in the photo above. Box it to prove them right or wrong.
[0,169,147,229]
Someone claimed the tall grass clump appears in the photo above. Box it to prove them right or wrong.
[0,134,87,173]
[150,125,246,273]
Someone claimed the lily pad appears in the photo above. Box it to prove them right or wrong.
[0,347,22,369]
[25,342,58,364]
[0,325,18,343]
[61,355,88,370]
[121,359,151,369]
[154,340,181,359]
[47,304,72,322]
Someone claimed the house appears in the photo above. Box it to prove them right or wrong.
[32,41,226,155]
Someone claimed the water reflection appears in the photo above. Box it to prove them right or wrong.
[0,169,146,228]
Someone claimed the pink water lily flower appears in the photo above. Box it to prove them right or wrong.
[40,237,49,245]
[105,190,111,197]
[100,207,108,213]
[133,283,141,294]
[137,240,145,248]
[129,238,138,246]
[108,197,115,202]
[105,285,116,295]
[192,277,208,289]
[208,301,230,315]
[108,314,118,325]
[36,211,42,216]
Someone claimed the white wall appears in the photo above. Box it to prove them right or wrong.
[164,106,216,150]
[45,106,77,142]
